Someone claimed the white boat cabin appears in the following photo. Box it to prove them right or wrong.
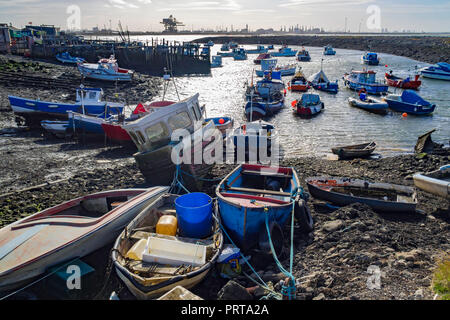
[75,88,103,103]
[348,70,377,84]
[123,93,205,153]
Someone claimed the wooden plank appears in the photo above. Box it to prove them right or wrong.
[224,186,291,197]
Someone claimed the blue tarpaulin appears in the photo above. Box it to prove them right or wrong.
[401,90,430,106]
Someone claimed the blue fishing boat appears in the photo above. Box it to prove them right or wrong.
[220,43,230,51]
[217,164,312,251]
[56,52,85,64]
[245,45,268,54]
[343,70,388,95]
[245,94,284,120]
[255,70,285,92]
[204,116,234,136]
[296,48,311,61]
[308,69,339,94]
[324,45,336,55]
[233,48,247,60]
[211,55,223,68]
[67,107,123,137]
[362,52,380,65]
[270,45,297,57]
[348,92,388,115]
[217,50,235,57]
[419,62,450,81]
[256,59,296,77]
[384,90,436,115]
[8,87,124,127]
[77,55,134,82]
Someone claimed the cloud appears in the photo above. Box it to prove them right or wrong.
[108,0,152,9]
[157,0,240,11]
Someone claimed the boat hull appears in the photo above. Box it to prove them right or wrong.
[294,102,324,117]
[348,97,388,114]
[413,169,450,199]
[385,99,436,115]
[343,79,388,95]
[385,74,422,90]
[77,65,133,82]
[331,142,377,159]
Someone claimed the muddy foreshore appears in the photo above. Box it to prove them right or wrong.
[0,54,449,300]
[194,35,450,64]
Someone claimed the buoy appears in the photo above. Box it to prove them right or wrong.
[385,65,388,67]
[283,89,287,96]
[291,100,297,107]
[402,112,408,117]
[219,118,225,124]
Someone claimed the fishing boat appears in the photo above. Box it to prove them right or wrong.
[217,51,235,57]
[245,94,285,120]
[233,48,247,60]
[289,70,309,92]
[8,87,124,127]
[323,45,336,55]
[384,90,436,115]
[112,192,223,299]
[124,94,223,191]
[292,94,324,117]
[211,55,223,68]
[55,52,85,64]
[348,91,388,114]
[270,45,297,57]
[385,72,422,90]
[216,164,313,252]
[204,116,234,136]
[40,120,71,138]
[362,52,380,65]
[413,165,450,199]
[296,48,311,61]
[331,142,377,159]
[306,177,418,213]
[419,62,450,81]
[308,68,338,94]
[267,45,274,50]
[343,70,389,95]
[200,46,210,56]
[253,53,271,65]
[67,109,119,137]
[256,59,296,77]
[255,70,285,92]
[229,41,238,49]
[245,45,268,54]
[205,40,214,47]
[0,187,168,293]
[77,55,134,81]
[220,43,230,51]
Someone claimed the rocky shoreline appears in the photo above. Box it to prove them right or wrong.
[194,35,450,64]
[0,54,449,300]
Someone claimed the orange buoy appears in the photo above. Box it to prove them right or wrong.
[291,100,297,107]
[219,118,225,124]
[402,112,408,117]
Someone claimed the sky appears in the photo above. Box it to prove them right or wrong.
[0,0,449,33]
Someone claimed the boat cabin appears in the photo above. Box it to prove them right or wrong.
[349,70,377,84]
[261,59,277,71]
[123,94,205,153]
[75,87,103,103]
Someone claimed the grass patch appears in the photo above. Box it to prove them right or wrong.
[432,255,450,300]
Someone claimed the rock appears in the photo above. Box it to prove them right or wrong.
[395,249,424,262]
[414,289,424,299]
[323,220,344,232]
[312,293,325,300]
[217,280,254,300]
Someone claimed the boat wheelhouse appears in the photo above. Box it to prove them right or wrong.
[77,55,134,81]
[343,70,388,95]
[362,52,380,65]
[324,45,336,55]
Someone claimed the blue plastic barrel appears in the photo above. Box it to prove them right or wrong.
[175,193,213,238]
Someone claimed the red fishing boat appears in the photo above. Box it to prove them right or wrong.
[385,73,421,90]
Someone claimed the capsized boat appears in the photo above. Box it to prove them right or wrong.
[77,55,134,81]
[331,142,377,159]
[56,52,85,64]
[348,92,388,114]
[413,165,450,199]
[419,62,450,81]
[343,70,388,95]
[0,187,168,293]
[254,53,271,65]
[324,45,336,55]
[296,47,311,61]
[308,69,338,94]
[292,93,324,117]
[306,177,417,213]
[271,45,297,57]
[385,72,422,90]
[217,164,313,252]
[8,87,124,127]
[289,70,309,92]
[362,52,380,65]
[384,90,436,115]
[112,192,223,299]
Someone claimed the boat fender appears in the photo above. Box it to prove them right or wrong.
[294,199,314,232]
[258,221,284,256]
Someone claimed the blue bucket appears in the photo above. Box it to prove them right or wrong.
[175,193,213,238]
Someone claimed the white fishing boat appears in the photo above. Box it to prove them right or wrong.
[419,62,450,81]
[77,55,134,81]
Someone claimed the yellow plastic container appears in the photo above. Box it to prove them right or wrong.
[125,239,147,260]
[156,215,178,236]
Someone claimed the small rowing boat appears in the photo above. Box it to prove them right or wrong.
[385,72,421,90]
[331,142,377,159]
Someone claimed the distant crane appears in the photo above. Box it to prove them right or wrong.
[161,15,184,33]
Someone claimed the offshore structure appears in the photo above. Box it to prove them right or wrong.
[161,15,184,33]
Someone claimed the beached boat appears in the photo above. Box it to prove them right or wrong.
[124,94,223,191]
[324,45,336,55]
[308,69,338,94]
[271,45,297,57]
[385,72,422,90]
[306,177,417,213]
[0,187,168,293]
[67,110,117,137]
[384,90,436,115]
[413,165,450,199]
[292,93,324,117]
[331,142,377,159]
[296,48,311,61]
[220,43,230,51]
[289,70,309,92]
[8,87,124,127]
[348,92,388,114]
[77,55,134,81]
[55,52,85,64]
[246,45,268,54]
[40,120,71,138]
[362,52,380,65]
[217,164,313,252]
[233,48,247,60]
[343,70,389,95]
[253,53,271,65]
[211,55,222,68]
[112,192,223,299]
[419,62,450,81]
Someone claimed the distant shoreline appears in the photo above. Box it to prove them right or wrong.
[193,35,450,64]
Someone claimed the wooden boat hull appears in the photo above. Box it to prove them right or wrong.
[0,187,168,293]
[385,73,421,90]
[331,142,376,159]
[413,167,450,199]
[348,97,388,114]
[306,177,417,213]
[101,122,133,145]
